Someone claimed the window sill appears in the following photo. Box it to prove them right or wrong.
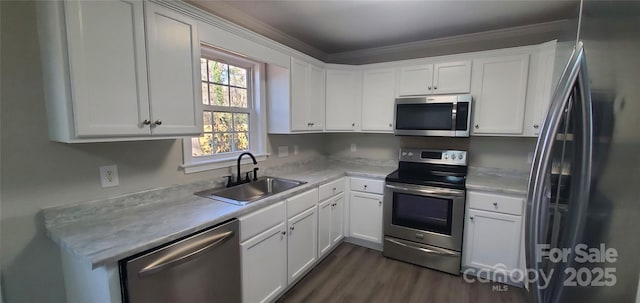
[181,153,269,174]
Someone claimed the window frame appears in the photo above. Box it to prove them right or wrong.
[182,45,268,173]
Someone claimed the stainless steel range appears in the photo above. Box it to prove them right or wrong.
[383,148,467,275]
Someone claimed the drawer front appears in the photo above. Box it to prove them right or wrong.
[318,178,345,201]
[287,188,319,218]
[239,201,285,242]
[350,177,384,194]
[468,191,524,216]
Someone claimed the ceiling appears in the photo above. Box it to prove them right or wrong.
[188,0,579,62]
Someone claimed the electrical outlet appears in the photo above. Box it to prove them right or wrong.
[350,143,357,152]
[278,146,289,158]
[99,165,119,188]
[293,145,299,155]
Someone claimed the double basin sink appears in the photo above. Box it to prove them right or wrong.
[195,176,307,206]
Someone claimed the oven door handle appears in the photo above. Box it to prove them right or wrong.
[385,183,465,197]
[386,238,458,256]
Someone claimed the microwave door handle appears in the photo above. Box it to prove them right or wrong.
[451,101,457,131]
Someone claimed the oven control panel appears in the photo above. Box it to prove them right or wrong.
[399,148,467,166]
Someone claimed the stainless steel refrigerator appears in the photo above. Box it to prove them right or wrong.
[525,1,640,303]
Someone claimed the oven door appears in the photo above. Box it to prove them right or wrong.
[384,182,465,251]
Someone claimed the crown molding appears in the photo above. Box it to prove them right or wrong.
[183,0,328,61]
[326,20,570,65]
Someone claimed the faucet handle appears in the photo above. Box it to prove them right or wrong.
[253,167,259,181]
[245,171,252,182]
[224,175,234,188]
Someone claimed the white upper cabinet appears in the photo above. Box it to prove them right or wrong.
[432,61,472,94]
[325,69,362,131]
[398,64,433,96]
[145,2,202,136]
[307,64,325,131]
[36,0,202,142]
[471,54,530,135]
[362,68,396,132]
[524,41,557,137]
[290,58,310,131]
[398,61,471,96]
[268,57,324,133]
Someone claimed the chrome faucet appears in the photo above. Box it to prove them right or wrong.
[234,152,258,186]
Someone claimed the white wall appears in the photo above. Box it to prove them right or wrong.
[0,2,324,302]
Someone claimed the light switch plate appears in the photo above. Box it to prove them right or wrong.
[99,165,119,188]
[278,146,289,158]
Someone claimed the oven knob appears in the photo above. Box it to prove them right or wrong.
[458,153,464,160]
[444,154,449,159]
[402,152,407,156]
[451,154,456,160]
[408,152,414,157]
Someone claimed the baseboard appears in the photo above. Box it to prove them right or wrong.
[343,237,383,251]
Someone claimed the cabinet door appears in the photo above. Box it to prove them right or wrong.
[145,3,202,135]
[331,194,345,245]
[287,206,317,284]
[471,54,530,135]
[317,199,332,258]
[433,61,471,94]
[398,64,433,96]
[349,192,383,244]
[64,0,150,137]
[325,69,362,131]
[307,64,325,131]
[241,222,287,303]
[463,209,522,272]
[527,47,556,136]
[290,58,309,131]
[362,69,396,131]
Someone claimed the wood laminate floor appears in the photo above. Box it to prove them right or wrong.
[277,243,529,303]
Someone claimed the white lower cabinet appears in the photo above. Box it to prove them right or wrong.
[287,206,318,284]
[240,222,287,303]
[318,193,345,258]
[463,190,525,284]
[349,191,383,244]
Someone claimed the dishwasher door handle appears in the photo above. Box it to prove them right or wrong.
[138,230,234,277]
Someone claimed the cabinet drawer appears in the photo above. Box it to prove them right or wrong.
[287,188,319,218]
[350,177,384,194]
[239,201,285,242]
[468,191,524,216]
[318,178,345,201]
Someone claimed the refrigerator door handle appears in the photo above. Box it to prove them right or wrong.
[525,42,592,303]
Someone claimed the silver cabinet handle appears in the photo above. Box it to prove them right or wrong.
[138,230,234,277]
[142,119,151,125]
[493,202,498,207]
[154,120,162,125]
[333,187,337,191]
[433,86,437,90]
[474,124,479,129]
[352,123,355,127]
[290,226,294,231]
[470,216,474,221]
[534,124,540,129]
[389,123,392,127]
[378,200,382,206]
[428,86,432,90]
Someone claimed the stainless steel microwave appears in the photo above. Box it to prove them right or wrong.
[393,94,472,137]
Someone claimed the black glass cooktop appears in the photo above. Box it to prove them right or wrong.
[385,162,467,190]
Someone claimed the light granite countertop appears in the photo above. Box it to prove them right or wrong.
[466,167,530,196]
[42,161,395,269]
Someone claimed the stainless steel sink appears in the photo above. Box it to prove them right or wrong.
[195,176,307,205]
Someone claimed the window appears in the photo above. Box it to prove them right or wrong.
[183,46,266,173]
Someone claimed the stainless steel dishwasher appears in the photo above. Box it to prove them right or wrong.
[120,219,240,303]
